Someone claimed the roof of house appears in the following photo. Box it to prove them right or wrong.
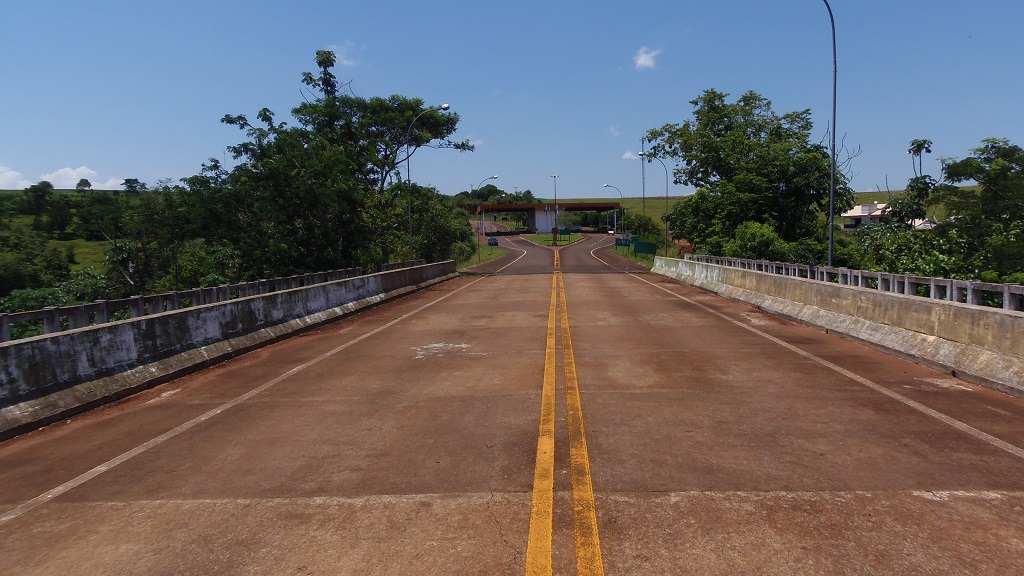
[841,202,887,218]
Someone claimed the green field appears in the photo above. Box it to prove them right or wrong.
[51,239,110,273]
[458,244,507,270]
[605,243,657,267]
[537,188,952,223]
[530,196,680,222]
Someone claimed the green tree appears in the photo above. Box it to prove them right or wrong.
[884,175,934,226]
[855,223,965,278]
[22,181,54,231]
[884,139,939,227]
[221,50,472,272]
[75,178,92,191]
[620,211,660,242]
[47,195,75,239]
[855,138,1024,281]
[410,185,475,263]
[939,138,1024,226]
[907,138,932,177]
[723,221,792,261]
[646,89,854,252]
[932,138,1024,278]
[73,190,124,241]
[122,178,148,192]
[0,226,70,297]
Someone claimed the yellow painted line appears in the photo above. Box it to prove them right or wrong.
[525,271,559,575]
[558,272,605,576]
[526,247,605,575]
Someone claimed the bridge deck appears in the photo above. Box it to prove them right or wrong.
[2,236,1023,575]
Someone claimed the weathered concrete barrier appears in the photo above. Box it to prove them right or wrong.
[653,256,1024,396]
[0,262,458,440]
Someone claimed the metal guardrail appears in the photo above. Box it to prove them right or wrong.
[0,268,364,343]
[685,254,1024,312]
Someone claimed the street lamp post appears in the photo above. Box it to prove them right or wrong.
[642,153,671,256]
[475,174,499,261]
[603,184,624,233]
[640,137,647,215]
[550,175,559,245]
[475,175,498,263]
[404,103,450,259]
[822,0,837,267]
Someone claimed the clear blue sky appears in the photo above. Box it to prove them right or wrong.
[2,1,1022,200]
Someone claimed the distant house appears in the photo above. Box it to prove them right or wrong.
[841,202,887,230]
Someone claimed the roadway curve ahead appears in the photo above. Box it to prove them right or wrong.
[2,236,1024,575]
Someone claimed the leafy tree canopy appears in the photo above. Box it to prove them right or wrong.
[215,50,474,274]
[0,50,480,309]
[646,89,855,254]
[932,138,1024,277]
[122,178,148,192]
[937,138,1024,226]
[859,138,1024,280]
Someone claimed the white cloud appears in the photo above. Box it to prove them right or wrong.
[0,166,31,189]
[622,151,640,160]
[328,42,360,67]
[634,46,663,70]
[41,166,100,188]
[92,178,125,190]
[609,126,621,137]
[34,166,122,189]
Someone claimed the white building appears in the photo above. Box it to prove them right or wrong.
[841,202,887,230]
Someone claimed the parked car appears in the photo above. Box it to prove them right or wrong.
[488,237,499,246]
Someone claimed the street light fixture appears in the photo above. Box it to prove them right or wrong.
[550,175,559,245]
[477,175,498,191]
[404,103,451,259]
[640,137,647,215]
[476,175,498,255]
[641,153,671,256]
[822,0,837,267]
[603,183,624,233]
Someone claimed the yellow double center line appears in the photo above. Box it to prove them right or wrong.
[526,250,605,575]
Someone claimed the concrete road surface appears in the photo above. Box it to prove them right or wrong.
[2,235,1023,575]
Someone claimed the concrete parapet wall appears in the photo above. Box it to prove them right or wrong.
[0,262,457,440]
[652,257,1024,396]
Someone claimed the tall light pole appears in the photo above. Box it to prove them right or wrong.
[603,184,624,233]
[823,0,837,267]
[404,103,450,259]
[550,175,559,246]
[642,153,671,256]
[477,174,498,238]
[640,137,647,215]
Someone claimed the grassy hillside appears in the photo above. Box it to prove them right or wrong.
[535,196,685,222]
[53,239,110,273]
[2,189,112,273]
[544,188,955,223]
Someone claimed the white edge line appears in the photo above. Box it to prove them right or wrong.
[0,275,487,525]
[628,271,1024,461]
[493,240,528,274]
